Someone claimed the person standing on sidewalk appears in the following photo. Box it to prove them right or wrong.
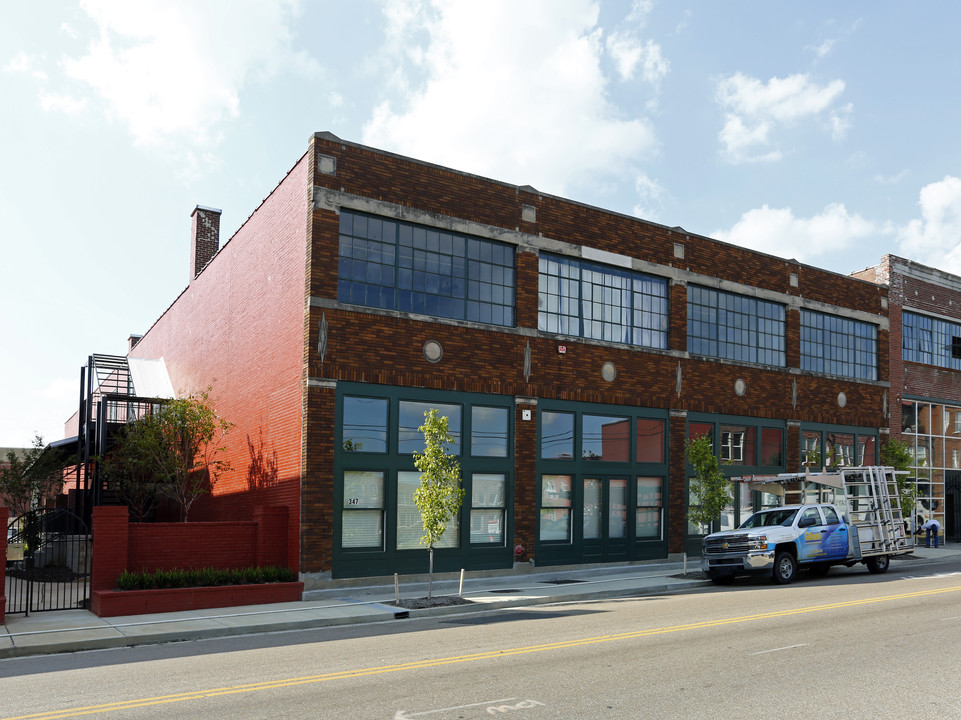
[921,517,942,548]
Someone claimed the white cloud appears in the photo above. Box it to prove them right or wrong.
[714,203,883,264]
[606,32,669,85]
[632,173,667,221]
[39,92,88,115]
[896,176,961,274]
[715,72,847,163]
[63,0,315,150]
[3,52,48,79]
[362,0,658,196]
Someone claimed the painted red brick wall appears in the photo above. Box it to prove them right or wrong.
[91,505,291,590]
[128,153,310,570]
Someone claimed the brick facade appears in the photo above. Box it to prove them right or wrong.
[120,132,892,580]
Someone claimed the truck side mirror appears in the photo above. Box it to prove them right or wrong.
[798,517,817,528]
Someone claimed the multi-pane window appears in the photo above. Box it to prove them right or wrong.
[636,477,662,539]
[800,309,877,381]
[342,471,385,548]
[470,474,506,544]
[687,285,785,365]
[538,253,668,348]
[540,475,573,541]
[903,311,961,370]
[338,210,515,326]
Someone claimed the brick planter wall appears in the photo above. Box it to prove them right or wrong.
[91,581,304,617]
[90,505,300,617]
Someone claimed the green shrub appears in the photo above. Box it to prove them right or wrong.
[113,566,296,591]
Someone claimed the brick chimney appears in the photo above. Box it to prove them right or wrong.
[190,205,222,280]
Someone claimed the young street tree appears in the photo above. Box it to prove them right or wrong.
[109,391,233,521]
[0,435,65,517]
[412,408,465,599]
[686,433,730,532]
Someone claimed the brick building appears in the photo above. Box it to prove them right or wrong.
[100,132,892,585]
[854,255,961,542]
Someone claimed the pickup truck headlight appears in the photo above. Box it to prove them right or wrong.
[750,535,768,551]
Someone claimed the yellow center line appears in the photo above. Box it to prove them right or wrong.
[6,583,959,720]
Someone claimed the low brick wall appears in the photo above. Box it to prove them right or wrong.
[90,505,299,617]
[91,581,304,617]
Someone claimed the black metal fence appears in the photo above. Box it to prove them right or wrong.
[5,508,91,615]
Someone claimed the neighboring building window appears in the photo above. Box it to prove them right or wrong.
[338,210,515,327]
[687,285,785,366]
[800,309,877,381]
[538,253,668,349]
[903,310,961,370]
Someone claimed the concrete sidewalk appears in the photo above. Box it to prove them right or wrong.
[2,545,956,659]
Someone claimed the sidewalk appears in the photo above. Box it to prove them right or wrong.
[2,545,956,660]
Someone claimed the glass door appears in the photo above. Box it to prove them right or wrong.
[581,476,629,562]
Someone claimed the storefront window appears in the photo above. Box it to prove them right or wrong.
[397,471,458,550]
[342,396,388,453]
[540,475,572,542]
[636,419,665,463]
[470,473,506,544]
[398,401,461,454]
[471,406,509,457]
[582,415,630,462]
[761,428,783,466]
[541,411,575,459]
[342,471,384,548]
[720,425,755,465]
[636,477,662,539]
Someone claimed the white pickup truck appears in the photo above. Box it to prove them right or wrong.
[701,467,913,585]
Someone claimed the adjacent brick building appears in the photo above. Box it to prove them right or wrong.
[854,255,961,541]
[101,132,892,585]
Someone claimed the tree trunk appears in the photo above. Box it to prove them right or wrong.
[428,545,434,599]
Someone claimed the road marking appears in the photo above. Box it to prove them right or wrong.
[750,643,810,655]
[393,698,517,719]
[6,583,961,720]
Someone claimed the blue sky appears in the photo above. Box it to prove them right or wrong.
[3,0,961,447]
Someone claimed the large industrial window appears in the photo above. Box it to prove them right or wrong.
[903,310,961,370]
[538,253,669,349]
[800,309,877,381]
[337,210,515,327]
[687,285,785,366]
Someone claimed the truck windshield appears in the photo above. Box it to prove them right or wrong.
[739,508,798,529]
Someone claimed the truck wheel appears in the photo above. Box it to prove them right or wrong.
[773,551,797,584]
[866,555,890,574]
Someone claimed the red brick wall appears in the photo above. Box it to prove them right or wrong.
[865,256,961,441]
[91,504,291,591]
[128,153,310,568]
